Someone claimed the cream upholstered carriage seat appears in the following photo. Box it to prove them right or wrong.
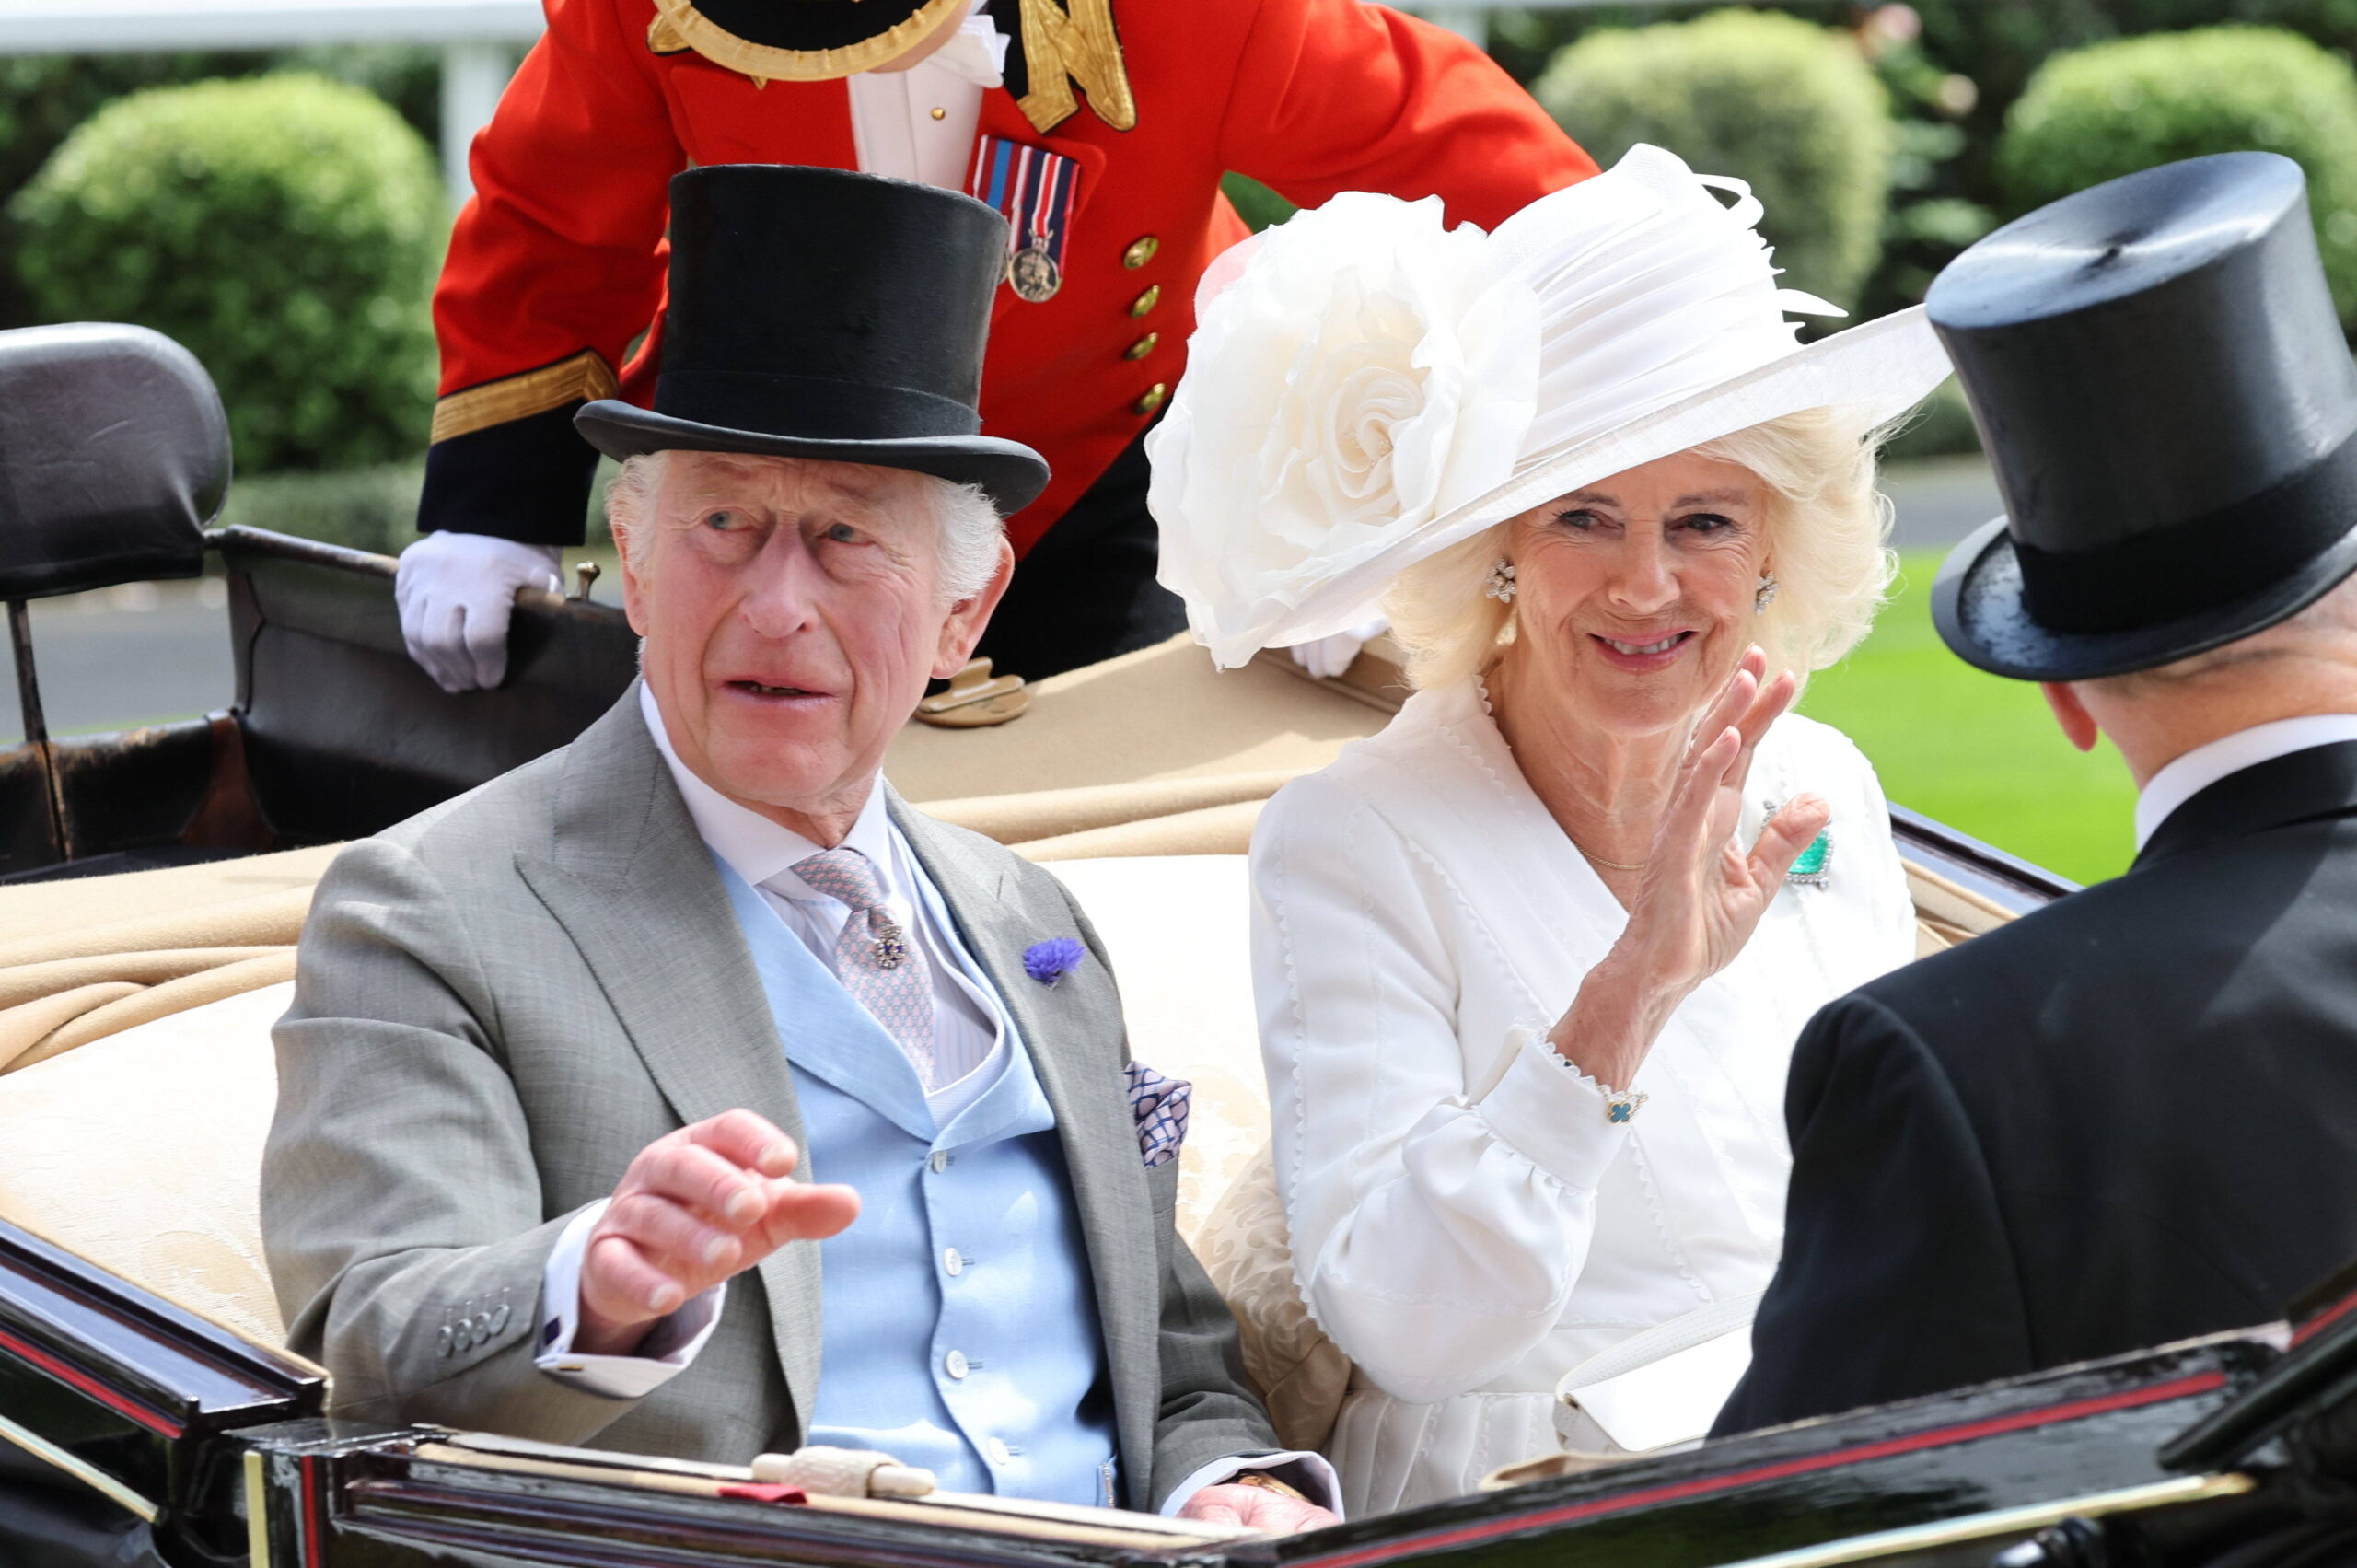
[0,855,1277,1357]
[0,981,294,1345]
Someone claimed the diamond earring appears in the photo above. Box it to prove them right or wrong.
[1755,573,1779,613]
[1485,560,1517,603]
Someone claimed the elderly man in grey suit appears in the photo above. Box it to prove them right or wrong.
[262,166,1337,1530]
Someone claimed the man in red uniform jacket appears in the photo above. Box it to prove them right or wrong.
[399,0,1596,690]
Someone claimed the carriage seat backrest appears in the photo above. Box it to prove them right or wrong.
[0,323,227,602]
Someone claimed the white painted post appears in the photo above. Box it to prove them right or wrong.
[439,40,514,207]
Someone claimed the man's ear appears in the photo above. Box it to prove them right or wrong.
[615,529,656,638]
[935,540,1016,679]
[2041,681,2102,753]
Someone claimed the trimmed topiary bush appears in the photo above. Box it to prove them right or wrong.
[1532,10,1896,310]
[12,73,443,472]
[1999,28,2357,324]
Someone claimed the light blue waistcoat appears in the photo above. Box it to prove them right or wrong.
[715,862,1120,1505]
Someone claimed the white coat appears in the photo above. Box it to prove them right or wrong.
[1250,679,1919,1515]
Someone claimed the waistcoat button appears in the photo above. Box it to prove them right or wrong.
[945,1349,970,1379]
[930,1150,950,1174]
[944,1247,965,1276]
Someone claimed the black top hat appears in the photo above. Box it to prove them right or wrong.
[1926,151,2357,681]
[576,166,1049,517]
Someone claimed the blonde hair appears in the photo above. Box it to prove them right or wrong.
[1385,407,1898,691]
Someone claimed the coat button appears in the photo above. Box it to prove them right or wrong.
[1128,284,1161,318]
[930,1150,950,1174]
[944,1248,965,1277]
[945,1349,970,1379]
[490,1303,512,1335]
[473,1313,494,1342]
[436,1326,453,1358]
[1123,331,1158,361]
[1134,383,1167,416]
[1122,236,1159,269]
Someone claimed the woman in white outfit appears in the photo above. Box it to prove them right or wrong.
[1147,146,1952,1516]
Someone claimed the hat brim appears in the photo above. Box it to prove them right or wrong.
[1930,512,2357,682]
[1251,306,1956,656]
[576,401,1051,517]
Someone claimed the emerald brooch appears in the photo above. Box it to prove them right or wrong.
[1765,799,1832,886]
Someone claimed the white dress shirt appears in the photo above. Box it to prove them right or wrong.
[2134,714,2357,849]
[846,0,1007,192]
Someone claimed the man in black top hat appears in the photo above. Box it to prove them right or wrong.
[266,165,1338,1530]
[1713,151,2357,1435]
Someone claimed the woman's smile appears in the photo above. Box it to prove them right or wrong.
[1589,628,1698,671]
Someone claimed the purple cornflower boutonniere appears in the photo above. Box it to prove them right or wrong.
[1023,936,1087,986]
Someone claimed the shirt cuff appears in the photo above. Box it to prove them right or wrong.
[536,1199,727,1399]
[1158,1451,1342,1519]
[1469,1024,1636,1192]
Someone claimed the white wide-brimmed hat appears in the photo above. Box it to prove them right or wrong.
[1147,145,1956,668]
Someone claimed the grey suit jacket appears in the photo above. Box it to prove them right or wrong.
[262,689,1276,1508]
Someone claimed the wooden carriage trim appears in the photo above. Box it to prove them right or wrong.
[2292,1287,2357,1346]
[1719,1471,2256,1568]
[300,1453,328,1568]
[0,1321,184,1436]
[1290,1370,2230,1568]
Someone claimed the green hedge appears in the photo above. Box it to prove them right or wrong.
[12,73,443,472]
[1532,9,1896,310]
[1999,28,2357,323]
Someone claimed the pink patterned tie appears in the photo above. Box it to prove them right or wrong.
[791,848,935,1082]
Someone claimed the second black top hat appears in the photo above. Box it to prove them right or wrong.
[576,165,1049,516]
[1927,151,2357,681]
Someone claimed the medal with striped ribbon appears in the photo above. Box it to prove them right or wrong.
[968,136,1079,304]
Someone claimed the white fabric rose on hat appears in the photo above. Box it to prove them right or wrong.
[1147,194,1540,668]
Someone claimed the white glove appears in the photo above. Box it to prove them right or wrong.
[395,531,563,693]
[1285,617,1389,680]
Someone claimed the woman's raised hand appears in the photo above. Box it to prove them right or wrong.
[1549,648,1829,1088]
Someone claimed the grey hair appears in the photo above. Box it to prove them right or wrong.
[1384,406,1899,693]
[605,449,1003,605]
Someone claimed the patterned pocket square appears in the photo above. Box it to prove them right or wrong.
[1125,1063,1191,1169]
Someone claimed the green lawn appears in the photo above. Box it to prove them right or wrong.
[1796,552,2139,887]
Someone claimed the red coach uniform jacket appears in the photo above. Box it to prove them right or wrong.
[422,0,1597,554]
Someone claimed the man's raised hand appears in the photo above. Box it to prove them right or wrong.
[575,1110,860,1355]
